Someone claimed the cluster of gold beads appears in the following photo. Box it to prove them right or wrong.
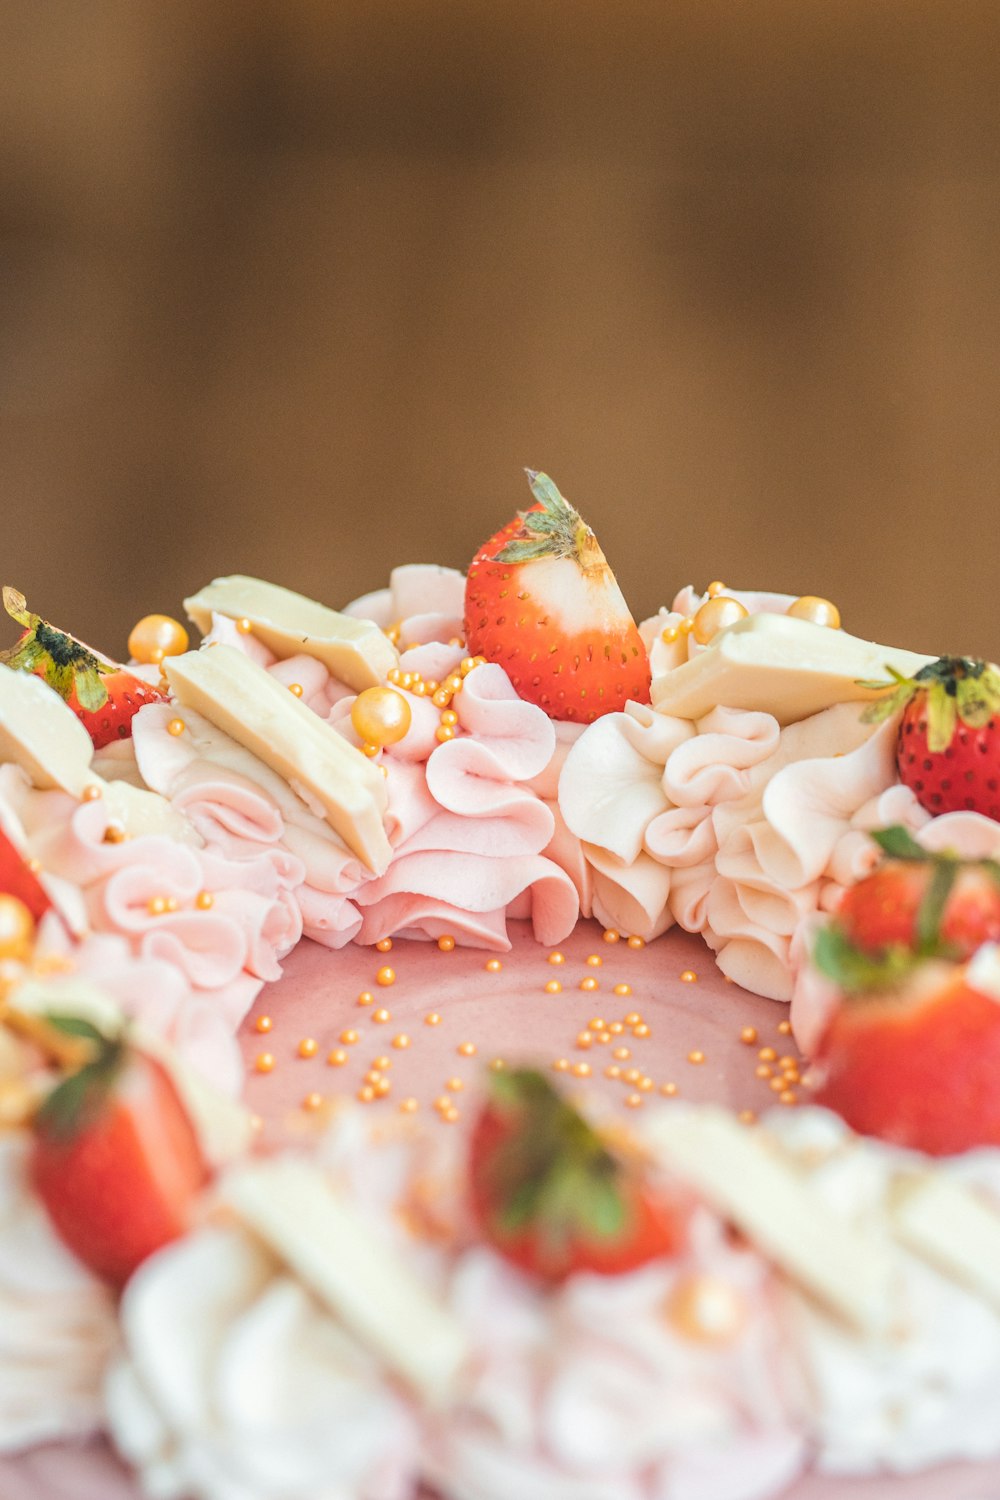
[429,655,487,744]
[661,582,841,649]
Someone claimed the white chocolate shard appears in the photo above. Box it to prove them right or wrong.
[184,575,399,691]
[891,1173,1000,1313]
[101,779,203,846]
[651,613,934,726]
[645,1108,895,1331]
[222,1157,467,1404]
[0,664,96,797]
[164,645,391,872]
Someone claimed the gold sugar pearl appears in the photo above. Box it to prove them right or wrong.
[446,1076,464,1092]
[552,1058,570,1073]
[624,1067,642,1084]
[778,1019,793,1036]
[692,595,749,646]
[572,1062,591,1078]
[788,595,841,630]
[236,617,253,635]
[340,1029,360,1045]
[489,1057,507,1072]
[605,1064,622,1079]
[633,1023,651,1039]
[0,895,34,963]
[351,687,412,749]
[167,718,186,737]
[434,1094,453,1111]
[195,890,214,910]
[603,928,620,944]
[759,1047,777,1062]
[457,1041,477,1057]
[588,1017,606,1031]
[357,991,374,1007]
[627,935,645,949]
[706,580,727,598]
[768,1077,786,1093]
[440,710,458,726]
[624,1012,642,1026]
[756,1064,773,1079]
[625,1093,644,1109]
[128,614,189,665]
[376,966,395,987]
[425,1012,442,1026]
[255,1052,275,1073]
[82,784,103,802]
[687,1050,705,1065]
[147,896,168,916]
[327,1049,348,1066]
[485,958,502,972]
[679,617,694,635]
[740,1026,758,1045]
[576,1031,593,1050]
[660,624,679,644]
[778,1055,799,1071]
[586,954,603,967]
[437,935,456,952]
[255,1015,273,1034]
[432,689,451,709]
[613,983,632,997]
[302,1092,324,1112]
[638,1076,654,1092]
[399,1097,419,1114]
[373,1008,391,1024]
[297,1038,318,1058]
[361,742,380,758]
[779,1089,798,1106]
[373,1056,391,1070]
[580,976,598,992]
[680,969,697,983]
[364,1070,383,1086]
[544,979,562,994]
[375,938,393,953]
[358,1086,376,1104]
[613,1045,631,1060]
[609,1021,625,1035]
[441,1107,460,1124]
[374,1077,391,1097]
[435,725,456,743]
[548,951,565,965]
[288,682,304,697]
[660,1081,678,1096]
[739,1109,757,1124]
[445,674,464,694]
[666,1273,748,1345]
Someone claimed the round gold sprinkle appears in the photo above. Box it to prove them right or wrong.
[586,954,603,968]
[625,1093,643,1109]
[687,1050,705,1065]
[400,1098,419,1113]
[255,1052,275,1074]
[297,1037,318,1058]
[437,935,456,952]
[457,1041,477,1057]
[392,1033,410,1050]
[680,969,697,983]
[485,958,502,972]
[548,951,565,965]
[373,1008,391,1024]
[613,983,632,998]
[375,937,393,953]
[357,991,374,1007]
[340,1029,359,1045]
[254,1015,273,1034]
[376,966,395,987]
[425,1012,442,1026]
[580,976,598,992]
[327,1049,348,1066]
[571,1062,591,1078]
[660,1082,678,1097]
[303,1092,324,1111]
[603,929,620,944]
[544,979,562,994]
[740,1026,758,1045]
[552,1058,570,1073]
[613,1045,631,1061]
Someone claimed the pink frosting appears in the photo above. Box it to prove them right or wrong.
[0,765,297,1089]
[135,573,580,953]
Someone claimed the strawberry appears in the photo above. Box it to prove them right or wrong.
[30,1018,209,1287]
[862,655,1000,820]
[468,1067,687,1280]
[834,825,1000,962]
[0,586,165,749]
[811,955,1000,1155]
[0,827,51,924]
[464,471,650,723]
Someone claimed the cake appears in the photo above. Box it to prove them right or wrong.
[2,472,1000,1500]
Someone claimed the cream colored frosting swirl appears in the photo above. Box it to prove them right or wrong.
[0,1134,118,1452]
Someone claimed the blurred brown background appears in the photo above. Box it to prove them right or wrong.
[2,1,998,661]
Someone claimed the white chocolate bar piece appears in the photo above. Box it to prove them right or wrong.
[891,1173,1000,1313]
[0,664,96,797]
[223,1158,467,1404]
[184,575,399,691]
[165,644,391,872]
[645,1108,895,1331]
[652,613,934,726]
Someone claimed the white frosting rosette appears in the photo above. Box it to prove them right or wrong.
[106,1224,420,1500]
[763,1110,1000,1474]
[426,1217,804,1500]
[0,1133,118,1452]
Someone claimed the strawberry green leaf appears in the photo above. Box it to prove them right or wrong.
[493,538,558,564]
[812,922,918,994]
[915,856,958,951]
[44,1014,108,1046]
[72,669,109,713]
[33,1041,123,1143]
[525,470,576,521]
[925,680,958,754]
[1,587,36,630]
[869,826,928,861]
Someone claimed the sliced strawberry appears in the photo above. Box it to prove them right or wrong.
[862,655,1000,820]
[833,825,1000,963]
[30,1020,209,1287]
[464,471,650,723]
[0,828,51,924]
[1,587,165,749]
[813,958,1000,1155]
[469,1067,687,1280]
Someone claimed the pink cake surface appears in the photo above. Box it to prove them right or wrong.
[6,924,1000,1500]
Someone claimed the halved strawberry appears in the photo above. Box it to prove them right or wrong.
[812,955,1000,1155]
[30,1019,209,1287]
[1,587,165,748]
[469,1067,687,1280]
[862,655,1000,820]
[0,827,51,924]
[833,825,1000,963]
[464,471,651,723]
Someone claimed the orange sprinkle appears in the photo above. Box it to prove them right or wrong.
[586,954,603,967]
[489,1057,507,1071]
[327,1049,348,1066]
[254,1015,273,1034]
[357,991,375,1007]
[399,1098,419,1114]
[580,976,599,992]
[633,1023,651,1039]
[552,1058,570,1073]
[687,1050,705,1065]
[603,929,620,943]
[548,951,565,965]
[375,938,393,953]
[425,1012,442,1026]
[372,1008,391,1024]
[376,966,395,987]
[613,983,632,998]
[297,1038,318,1058]
[485,958,503,973]
[340,1029,359,1045]
[588,1017,607,1031]
[255,1052,275,1073]
[437,935,456,952]
[441,1107,460,1124]
[680,969,697,983]
[433,1094,453,1111]
[613,1045,631,1061]
[756,1064,773,1079]
[605,1064,622,1079]
[392,1033,411,1050]
[576,1032,593,1049]
[740,1026,758,1045]
[627,935,645,949]
[625,1093,643,1108]
[624,1012,642,1026]
[302,1092,324,1111]
[457,1041,477,1057]
[446,1076,464,1092]
[778,1019,793,1036]
[571,1062,592,1078]
[779,1090,798,1106]
[544,979,562,994]
[195,891,214,910]
[660,1081,678,1096]
[357,1086,376,1103]
[609,1021,625,1035]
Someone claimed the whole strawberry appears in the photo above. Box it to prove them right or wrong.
[464,471,650,723]
[1,586,165,748]
[812,955,1000,1156]
[31,1019,209,1287]
[834,825,1000,963]
[469,1067,687,1280]
[862,655,1000,820]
